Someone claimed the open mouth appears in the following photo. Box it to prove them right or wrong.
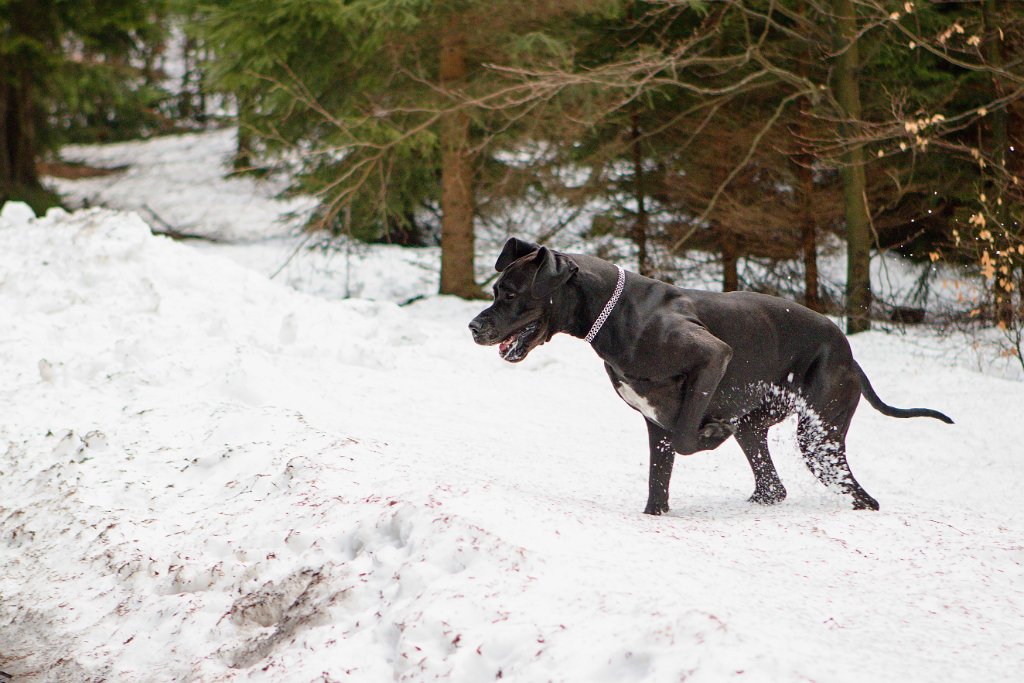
[498,322,540,363]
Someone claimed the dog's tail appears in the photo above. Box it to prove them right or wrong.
[854,363,953,424]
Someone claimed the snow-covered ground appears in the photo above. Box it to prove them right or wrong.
[0,132,1018,680]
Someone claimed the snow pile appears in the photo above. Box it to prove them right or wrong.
[0,206,471,679]
[47,129,446,302]
[1,204,1022,681]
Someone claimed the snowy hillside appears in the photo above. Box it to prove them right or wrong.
[1,200,1021,682]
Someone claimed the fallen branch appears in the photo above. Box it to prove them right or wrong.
[140,204,226,243]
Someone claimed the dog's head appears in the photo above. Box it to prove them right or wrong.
[468,237,579,362]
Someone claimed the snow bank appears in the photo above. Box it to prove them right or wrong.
[1,208,1022,681]
[47,129,446,302]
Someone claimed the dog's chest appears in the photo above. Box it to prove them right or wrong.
[612,377,678,430]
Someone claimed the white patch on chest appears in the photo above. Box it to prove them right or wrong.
[615,382,669,429]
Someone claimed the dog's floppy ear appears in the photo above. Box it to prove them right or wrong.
[495,237,541,272]
[529,246,579,298]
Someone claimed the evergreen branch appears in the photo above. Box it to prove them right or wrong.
[669,89,808,255]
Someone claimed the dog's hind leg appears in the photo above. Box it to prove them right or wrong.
[643,420,676,515]
[795,353,880,510]
[796,410,879,511]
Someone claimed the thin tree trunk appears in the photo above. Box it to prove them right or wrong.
[234,92,254,172]
[0,71,41,198]
[833,0,871,333]
[722,232,739,292]
[793,20,819,312]
[0,80,12,195]
[795,159,819,311]
[802,219,819,311]
[180,36,192,120]
[142,39,162,88]
[197,47,209,122]
[13,77,38,187]
[631,110,651,277]
[438,22,479,298]
[626,2,651,279]
[180,32,196,120]
[984,0,1013,325]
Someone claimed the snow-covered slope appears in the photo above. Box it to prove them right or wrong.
[0,204,1021,681]
[47,129,450,302]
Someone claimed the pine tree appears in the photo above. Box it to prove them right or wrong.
[509,2,838,300]
[0,0,167,211]
[494,0,1021,328]
[199,0,604,298]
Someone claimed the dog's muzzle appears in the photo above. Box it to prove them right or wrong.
[469,314,541,363]
[468,316,493,345]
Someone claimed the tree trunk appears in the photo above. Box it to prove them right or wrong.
[0,1,53,207]
[438,22,480,298]
[984,0,1013,325]
[234,92,254,172]
[0,68,41,200]
[833,0,871,334]
[626,2,652,279]
[197,46,209,123]
[795,160,819,311]
[802,219,819,311]
[0,81,11,195]
[792,31,819,313]
[13,76,37,187]
[721,232,739,292]
[631,110,651,277]
[180,31,198,121]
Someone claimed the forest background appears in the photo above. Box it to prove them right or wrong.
[2,0,1022,352]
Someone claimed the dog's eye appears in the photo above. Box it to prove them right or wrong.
[505,291,517,300]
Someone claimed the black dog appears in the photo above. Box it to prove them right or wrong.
[469,238,953,514]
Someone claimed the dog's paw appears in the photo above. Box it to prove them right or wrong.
[643,501,670,515]
[748,485,787,505]
[852,494,880,511]
[699,420,735,441]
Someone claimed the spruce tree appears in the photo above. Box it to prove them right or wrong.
[199,0,604,298]
[0,0,166,211]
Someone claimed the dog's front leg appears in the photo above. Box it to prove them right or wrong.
[669,328,733,455]
[643,420,675,515]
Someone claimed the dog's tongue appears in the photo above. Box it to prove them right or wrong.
[499,335,514,355]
